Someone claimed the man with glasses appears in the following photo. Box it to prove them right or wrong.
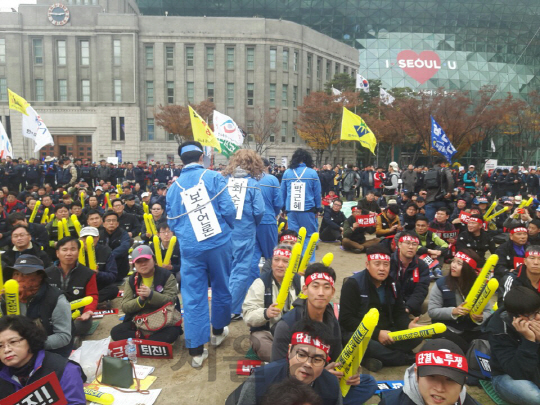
[390,232,430,316]
[111,198,141,238]
[3,224,51,267]
[99,211,131,281]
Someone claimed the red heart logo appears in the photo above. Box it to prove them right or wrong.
[397,50,441,84]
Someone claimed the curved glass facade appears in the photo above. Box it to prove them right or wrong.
[136,0,540,97]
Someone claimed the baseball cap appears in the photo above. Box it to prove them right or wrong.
[141,192,150,198]
[123,194,135,201]
[157,183,167,190]
[132,245,154,263]
[416,339,468,385]
[476,196,488,204]
[80,226,99,238]
[6,255,47,278]
[469,165,475,168]
[387,204,400,215]
[95,186,103,191]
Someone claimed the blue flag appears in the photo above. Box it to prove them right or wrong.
[431,116,457,162]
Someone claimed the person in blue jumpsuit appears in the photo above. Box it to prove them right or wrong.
[280,148,322,260]
[250,158,283,285]
[222,149,265,320]
[166,141,237,368]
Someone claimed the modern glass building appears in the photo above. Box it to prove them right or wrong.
[136,0,540,98]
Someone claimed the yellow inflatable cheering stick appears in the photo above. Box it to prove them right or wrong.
[321,252,334,267]
[70,296,93,311]
[5,279,20,315]
[84,388,114,405]
[29,200,41,223]
[57,221,64,241]
[470,278,499,319]
[80,192,85,209]
[105,192,112,209]
[48,214,55,224]
[40,207,49,224]
[297,232,319,275]
[163,236,177,266]
[388,323,447,341]
[482,201,497,221]
[71,310,81,320]
[297,227,307,252]
[116,184,123,195]
[153,235,164,266]
[143,202,149,215]
[462,254,498,312]
[147,214,158,236]
[86,236,97,270]
[71,214,82,236]
[485,206,509,223]
[335,308,379,397]
[62,218,71,237]
[275,243,302,310]
[78,240,86,266]
[278,222,285,233]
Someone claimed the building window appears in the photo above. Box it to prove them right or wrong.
[307,54,312,75]
[166,45,174,67]
[227,47,235,69]
[335,63,340,73]
[227,83,234,107]
[33,39,43,64]
[282,84,288,105]
[247,120,254,141]
[168,133,175,141]
[317,58,322,79]
[283,49,289,71]
[35,79,44,101]
[247,47,255,70]
[167,81,174,104]
[187,82,194,103]
[307,88,311,95]
[270,48,276,69]
[81,80,90,101]
[0,78,7,101]
[113,39,121,66]
[80,40,90,66]
[344,66,348,75]
[146,81,154,105]
[206,47,214,69]
[293,86,298,107]
[281,122,287,143]
[292,127,297,143]
[326,61,331,80]
[111,117,117,141]
[247,83,254,106]
[147,118,155,140]
[0,39,5,64]
[269,84,276,107]
[207,82,214,102]
[120,117,125,140]
[58,79,67,102]
[57,40,66,66]
[145,45,154,67]
[114,79,122,102]
[269,133,275,143]
[293,51,298,72]
[186,46,194,67]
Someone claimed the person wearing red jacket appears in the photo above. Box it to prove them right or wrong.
[5,192,25,214]
[45,236,98,339]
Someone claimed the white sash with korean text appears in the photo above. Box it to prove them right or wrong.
[290,167,307,211]
[180,178,222,242]
[228,178,248,220]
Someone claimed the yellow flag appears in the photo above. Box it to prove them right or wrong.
[8,89,30,116]
[188,106,221,152]
[340,107,377,154]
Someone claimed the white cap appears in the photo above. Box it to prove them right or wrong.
[141,192,150,198]
[79,227,99,237]
[469,165,475,168]
[95,186,103,191]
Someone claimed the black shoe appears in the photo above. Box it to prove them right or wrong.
[231,314,243,322]
[352,248,364,254]
[97,300,112,311]
[362,357,383,372]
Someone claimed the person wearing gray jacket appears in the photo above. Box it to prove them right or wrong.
[341,166,361,201]
[401,165,417,192]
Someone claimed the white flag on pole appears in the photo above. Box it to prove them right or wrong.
[331,87,348,103]
[356,74,369,93]
[491,139,496,152]
[213,110,244,146]
[22,106,54,152]
[379,87,395,105]
[0,120,13,159]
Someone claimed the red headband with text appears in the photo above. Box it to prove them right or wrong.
[305,272,335,287]
[273,249,292,259]
[367,253,391,262]
[526,250,540,258]
[510,227,528,235]
[468,217,483,225]
[399,235,420,244]
[416,351,468,373]
[291,332,330,356]
[280,235,298,243]
[455,251,477,270]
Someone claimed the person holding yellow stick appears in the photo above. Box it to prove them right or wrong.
[141,203,166,243]
[45,204,76,258]
[2,255,72,357]
[339,246,422,372]
[149,223,181,284]
[260,230,299,274]
[428,249,492,352]
[494,224,530,281]
[45,236,98,341]
[456,213,497,267]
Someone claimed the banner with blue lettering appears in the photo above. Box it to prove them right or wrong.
[431,116,457,162]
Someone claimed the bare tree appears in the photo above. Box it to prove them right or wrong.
[244,107,279,156]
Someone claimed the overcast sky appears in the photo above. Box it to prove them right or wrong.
[0,0,37,12]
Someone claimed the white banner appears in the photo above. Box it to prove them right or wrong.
[22,106,54,152]
[0,121,13,159]
[213,110,244,146]
[227,178,248,220]
[180,182,222,242]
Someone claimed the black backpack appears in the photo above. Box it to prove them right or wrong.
[424,168,442,189]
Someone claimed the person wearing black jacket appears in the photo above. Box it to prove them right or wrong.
[319,201,346,242]
[339,246,422,371]
[98,211,131,281]
[486,287,540,405]
[455,214,496,267]
[357,191,381,214]
[2,224,51,268]
[26,158,42,186]
[499,245,540,306]
[319,164,335,197]
[494,225,529,281]
[389,232,430,316]
[503,166,522,196]
[123,195,145,220]
[8,212,50,249]
[111,198,141,238]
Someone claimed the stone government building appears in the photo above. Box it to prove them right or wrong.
[0,0,359,165]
